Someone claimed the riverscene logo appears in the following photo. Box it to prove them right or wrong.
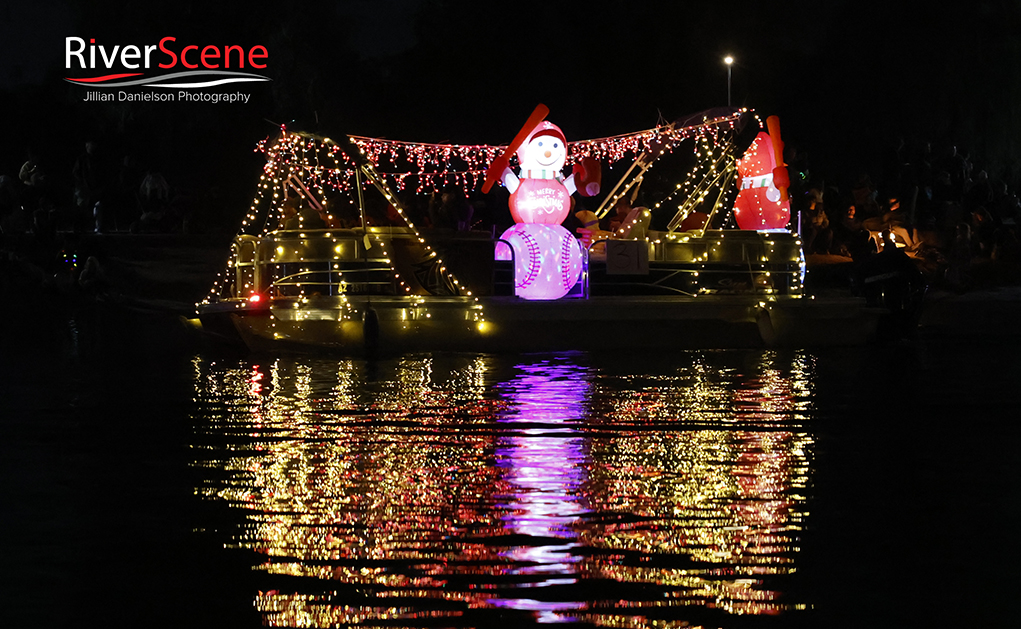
[65,36,270,103]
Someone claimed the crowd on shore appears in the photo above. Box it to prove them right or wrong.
[793,140,1021,291]
[0,140,237,241]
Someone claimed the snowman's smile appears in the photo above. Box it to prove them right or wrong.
[534,151,561,167]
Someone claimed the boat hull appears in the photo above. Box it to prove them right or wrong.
[200,294,879,355]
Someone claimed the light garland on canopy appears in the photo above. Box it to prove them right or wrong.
[345,110,743,193]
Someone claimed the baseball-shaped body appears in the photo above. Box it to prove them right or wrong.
[495,223,583,300]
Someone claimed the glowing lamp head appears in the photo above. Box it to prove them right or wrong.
[248,293,263,303]
[724,55,734,65]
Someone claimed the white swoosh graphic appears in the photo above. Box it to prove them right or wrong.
[150,77,270,88]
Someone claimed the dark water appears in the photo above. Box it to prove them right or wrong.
[2,338,1019,628]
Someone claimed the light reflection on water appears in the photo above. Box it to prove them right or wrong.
[191,351,815,627]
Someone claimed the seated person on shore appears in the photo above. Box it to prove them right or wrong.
[863,197,918,253]
[835,203,868,257]
[969,206,995,256]
[859,229,923,307]
[804,194,833,254]
[946,222,974,289]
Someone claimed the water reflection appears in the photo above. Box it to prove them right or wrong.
[493,363,590,621]
[192,351,814,626]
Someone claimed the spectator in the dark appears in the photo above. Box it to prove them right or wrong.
[133,171,171,232]
[946,222,974,289]
[73,141,112,231]
[965,170,993,211]
[881,136,907,198]
[991,226,1021,283]
[429,186,473,230]
[0,174,29,233]
[18,160,58,239]
[804,189,832,254]
[835,203,869,258]
[937,144,967,184]
[19,160,48,211]
[970,206,995,256]
[867,230,922,308]
[115,155,144,230]
[851,173,879,220]
[931,170,956,210]
[991,179,1013,221]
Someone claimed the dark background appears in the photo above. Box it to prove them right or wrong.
[2,0,1020,229]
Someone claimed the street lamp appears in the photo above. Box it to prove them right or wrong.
[724,56,734,107]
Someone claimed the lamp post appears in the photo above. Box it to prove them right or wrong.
[724,56,733,107]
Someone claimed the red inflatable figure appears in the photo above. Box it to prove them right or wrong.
[733,117,791,231]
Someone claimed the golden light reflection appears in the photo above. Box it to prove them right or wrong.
[191,351,815,626]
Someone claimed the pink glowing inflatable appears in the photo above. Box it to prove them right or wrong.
[486,107,601,300]
[495,223,583,300]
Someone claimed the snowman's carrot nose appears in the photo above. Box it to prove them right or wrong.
[544,150,551,158]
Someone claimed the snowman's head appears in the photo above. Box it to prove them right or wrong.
[517,121,567,171]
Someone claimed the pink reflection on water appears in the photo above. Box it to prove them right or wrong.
[492,362,591,621]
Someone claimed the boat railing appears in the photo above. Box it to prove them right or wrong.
[224,229,406,299]
[223,227,802,302]
[493,238,515,297]
[267,267,397,297]
[226,228,519,300]
[584,230,803,296]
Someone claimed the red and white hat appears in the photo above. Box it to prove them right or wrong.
[517,121,567,161]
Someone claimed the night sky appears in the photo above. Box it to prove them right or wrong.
[2,0,1019,220]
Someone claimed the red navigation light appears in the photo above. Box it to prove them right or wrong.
[248,293,262,303]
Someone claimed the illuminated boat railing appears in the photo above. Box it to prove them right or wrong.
[268,268,395,297]
[221,226,804,303]
[585,229,804,297]
[225,227,507,301]
[492,239,516,297]
[227,228,412,300]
